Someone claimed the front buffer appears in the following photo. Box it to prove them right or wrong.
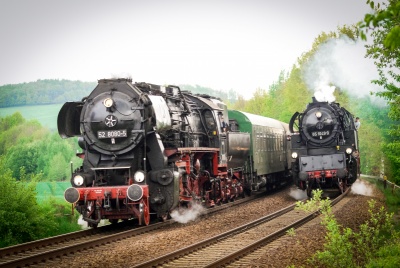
[296,153,348,197]
[64,184,150,227]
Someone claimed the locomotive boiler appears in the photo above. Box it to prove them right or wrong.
[289,97,359,197]
[58,78,291,227]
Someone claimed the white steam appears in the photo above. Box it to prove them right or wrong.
[303,36,385,104]
[351,179,374,196]
[313,68,336,102]
[170,202,207,224]
[77,215,108,229]
[289,186,308,200]
[110,72,132,79]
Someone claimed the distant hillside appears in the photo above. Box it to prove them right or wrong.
[0,80,236,108]
[0,79,96,108]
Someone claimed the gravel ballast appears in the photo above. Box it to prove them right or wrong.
[53,179,386,268]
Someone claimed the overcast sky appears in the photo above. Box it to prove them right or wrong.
[0,0,375,99]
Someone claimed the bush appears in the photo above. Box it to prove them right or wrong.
[0,158,80,248]
[295,190,399,268]
[0,113,82,182]
[366,240,400,267]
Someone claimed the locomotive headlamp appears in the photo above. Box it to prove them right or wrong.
[134,170,145,183]
[73,175,84,187]
[315,111,322,119]
[346,148,353,154]
[103,98,114,108]
[291,152,298,159]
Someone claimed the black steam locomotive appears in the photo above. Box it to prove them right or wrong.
[58,78,291,227]
[289,98,359,197]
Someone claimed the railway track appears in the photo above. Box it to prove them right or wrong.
[0,191,266,268]
[132,188,350,268]
[0,221,166,268]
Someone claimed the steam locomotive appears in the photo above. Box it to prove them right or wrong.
[289,97,359,197]
[58,78,291,227]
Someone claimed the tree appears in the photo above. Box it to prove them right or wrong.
[5,143,40,179]
[229,94,247,111]
[47,153,69,181]
[0,112,25,132]
[0,158,43,246]
[243,87,269,116]
[0,157,81,248]
[279,65,312,122]
[360,0,400,183]
[0,113,81,181]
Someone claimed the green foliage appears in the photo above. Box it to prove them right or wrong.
[279,66,312,122]
[0,116,46,155]
[366,240,400,267]
[0,113,81,181]
[286,227,296,237]
[5,143,41,179]
[229,94,247,111]
[352,200,395,265]
[360,0,400,49]
[232,66,312,123]
[296,191,399,268]
[362,177,400,267]
[0,158,80,248]
[36,196,81,236]
[0,162,39,246]
[365,176,400,217]
[359,0,400,183]
[297,31,338,66]
[295,189,331,213]
[0,112,25,132]
[0,79,96,107]
[240,88,270,116]
[313,220,354,267]
[350,97,391,176]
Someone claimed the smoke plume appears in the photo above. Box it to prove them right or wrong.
[303,36,385,104]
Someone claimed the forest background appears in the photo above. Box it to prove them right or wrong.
[1,14,399,249]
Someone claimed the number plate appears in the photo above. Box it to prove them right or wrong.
[98,130,127,139]
[311,131,330,137]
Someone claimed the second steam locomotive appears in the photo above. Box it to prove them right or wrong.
[58,78,291,227]
[289,97,359,197]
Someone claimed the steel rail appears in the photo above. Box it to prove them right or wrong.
[132,202,300,268]
[205,187,350,268]
[133,188,349,268]
[0,190,267,268]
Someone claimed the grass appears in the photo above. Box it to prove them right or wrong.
[0,103,63,130]
[35,181,71,202]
